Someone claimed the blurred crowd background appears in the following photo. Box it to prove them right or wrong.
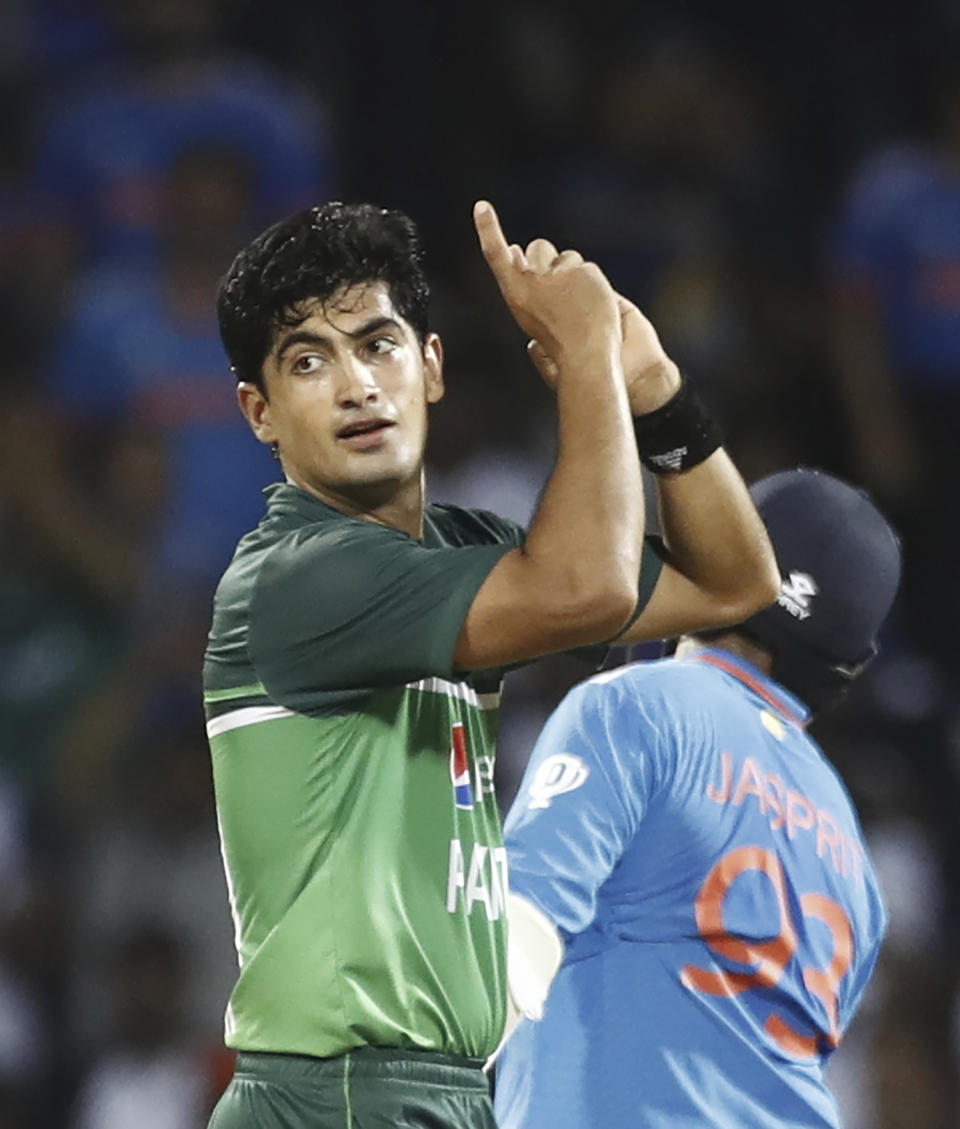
[0,0,957,1126]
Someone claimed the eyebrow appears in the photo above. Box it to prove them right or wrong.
[275,316,404,360]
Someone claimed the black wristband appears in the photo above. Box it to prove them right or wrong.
[632,375,722,474]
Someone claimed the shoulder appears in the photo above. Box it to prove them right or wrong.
[207,516,350,648]
[576,655,723,711]
[245,513,405,599]
[560,657,733,755]
[795,726,862,814]
[205,521,280,679]
[426,503,525,549]
[210,520,279,615]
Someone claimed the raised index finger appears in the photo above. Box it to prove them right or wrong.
[473,200,515,286]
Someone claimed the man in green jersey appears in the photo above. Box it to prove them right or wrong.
[203,198,779,1128]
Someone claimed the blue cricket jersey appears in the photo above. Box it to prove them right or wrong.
[495,649,887,1129]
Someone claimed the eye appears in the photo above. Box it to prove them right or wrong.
[367,336,398,356]
[291,353,323,374]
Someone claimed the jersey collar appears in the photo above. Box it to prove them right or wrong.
[264,481,343,523]
[687,648,811,730]
[263,483,428,541]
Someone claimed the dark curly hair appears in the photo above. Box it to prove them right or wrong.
[217,202,430,394]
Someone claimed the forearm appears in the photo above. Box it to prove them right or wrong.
[588,288,778,643]
[453,348,645,669]
[656,448,776,608]
[456,206,650,667]
[610,375,781,644]
[522,344,644,627]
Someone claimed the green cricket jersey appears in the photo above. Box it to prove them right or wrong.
[203,482,662,1061]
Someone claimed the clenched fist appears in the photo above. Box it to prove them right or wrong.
[527,290,681,413]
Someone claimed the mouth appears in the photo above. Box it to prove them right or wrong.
[335,417,396,449]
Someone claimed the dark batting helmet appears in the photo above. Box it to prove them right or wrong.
[739,468,902,711]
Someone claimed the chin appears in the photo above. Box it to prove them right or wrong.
[347,458,410,488]
[333,461,416,497]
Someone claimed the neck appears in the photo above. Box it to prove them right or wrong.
[675,631,774,675]
[284,467,427,539]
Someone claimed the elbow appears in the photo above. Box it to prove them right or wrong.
[563,578,639,641]
[751,547,784,615]
[721,553,782,626]
[596,584,641,638]
[514,546,642,648]
[761,564,784,610]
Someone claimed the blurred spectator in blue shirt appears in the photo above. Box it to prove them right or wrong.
[830,61,960,668]
[0,91,81,344]
[33,0,330,270]
[0,343,163,795]
[50,143,277,602]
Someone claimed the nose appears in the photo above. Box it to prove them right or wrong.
[336,356,380,409]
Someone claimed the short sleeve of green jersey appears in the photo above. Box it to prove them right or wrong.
[247,520,513,704]
[631,534,666,627]
[565,537,664,668]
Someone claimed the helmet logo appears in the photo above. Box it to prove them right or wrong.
[778,571,818,620]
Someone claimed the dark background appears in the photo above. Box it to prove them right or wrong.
[0,1,957,1126]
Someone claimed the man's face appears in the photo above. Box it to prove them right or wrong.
[238,282,444,509]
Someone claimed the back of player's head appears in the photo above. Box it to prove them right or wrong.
[739,468,902,712]
[217,202,430,393]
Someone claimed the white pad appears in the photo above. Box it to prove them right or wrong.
[486,893,564,1070]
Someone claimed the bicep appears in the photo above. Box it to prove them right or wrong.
[454,548,636,671]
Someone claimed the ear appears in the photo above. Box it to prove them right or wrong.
[422,333,445,404]
[236,382,276,444]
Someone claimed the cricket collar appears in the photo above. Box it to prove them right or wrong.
[687,648,811,730]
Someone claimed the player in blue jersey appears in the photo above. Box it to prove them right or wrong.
[494,468,901,1129]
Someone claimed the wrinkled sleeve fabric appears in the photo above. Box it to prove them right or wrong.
[248,520,513,702]
[504,671,661,936]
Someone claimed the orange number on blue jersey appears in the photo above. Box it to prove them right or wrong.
[680,847,854,1058]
